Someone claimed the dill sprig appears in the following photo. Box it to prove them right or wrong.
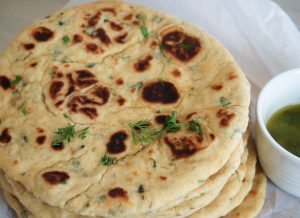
[52,124,76,146]
[220,96,231,107]
[163,111,181,132]
[188,118,202,134]
[77,127,89,139]
[138,15,149,38]
[132,81,144,91]
[151,111,182,137]
[11,75,22,86]
[128,120,155,145]
[179,43,192,49]
[100,154,117,166]
[52,124,89,146]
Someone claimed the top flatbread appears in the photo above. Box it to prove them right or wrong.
[0,0,250,217]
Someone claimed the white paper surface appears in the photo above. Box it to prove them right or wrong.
[2,0,300,217]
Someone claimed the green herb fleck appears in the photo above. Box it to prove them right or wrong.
[100,155,117,166]
[157,77,164,86]
[198,179,204,183]
[84,202,90,208]
[22,135,28,143]
[86,64,95,68]
[63,113,71,121]
[52,124,76,146]
[61,179,67,185]
[189,118,202,134]
[132,81,144,91]
[128,120,156,145]
[138,184,145,193]
[163,112,181,132]
[11,75,22,86]
[159,43,167,51]
[108,209,116,216]
[86,27,97,36]
[104,19,109,23]
[21,210,29,218]
[71,160,80,169]
[152,15,163,23]
[149,158,157,168]
[58,21,64,26]
[141,26,149,38]
[179,43,192,49]
[98,195,107,201]
[138,15,149,38]
[220,97,231,107]
[63,35,70,44]
[77,127,89,139]
[20,106,28,115]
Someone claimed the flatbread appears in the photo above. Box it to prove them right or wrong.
[2,191,35,218]
[188,137,257,218]
[0,137,245,218]
[0,0,250,217]
[222,167,267,218]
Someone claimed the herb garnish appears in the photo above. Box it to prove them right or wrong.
[52,124,89,146]
[132,81,144,91]
[138,184,145,193]
[104,19,109,23]
[63,113,72,121]
[128,112,182,144]
[179,43,192,49]
[163,111,181,132]
[220,97,231,107]
[11,75,22,86]
[149,158,157,168]
[189,118,202,134]
[157,77,164,86]
[128,120,155,145]
[159,43,167,51]
[98,195,107,201]
[60,179,67,185]
[77,127,89,139]
[52,124,76,146]
[20,106,28,115]
[138,15,149,39]
[152,15,163,23]
[100,154,117,166]
[20,210,29,218]
[58,21,64,26]
[63,35,70,44]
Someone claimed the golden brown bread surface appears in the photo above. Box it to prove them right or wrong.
[0,1,251,217]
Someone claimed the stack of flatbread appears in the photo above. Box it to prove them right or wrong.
[0,1,266,217]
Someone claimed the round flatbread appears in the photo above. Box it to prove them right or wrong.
[2,191,35,218]
[0,0,250,217]
[0,136,246,218]
[222,167,267,218]
[188,138,257,218]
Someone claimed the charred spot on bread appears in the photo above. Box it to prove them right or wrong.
[0,128,11,143]
[42,171,70,185]
[161,31,200,62]
[107,131,128,154]
[32,26,54,42]
[142,81,179,104]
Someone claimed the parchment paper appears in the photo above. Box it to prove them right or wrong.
[1,0,300,217]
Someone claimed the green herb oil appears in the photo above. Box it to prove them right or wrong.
[266,104,300,157]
